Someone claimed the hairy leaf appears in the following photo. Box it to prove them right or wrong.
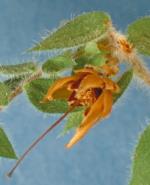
[4,75,28,91]
[75,53,107,70]
[31,11,111,51]
[113,69,133,102]
[0,74,31,106]
[74,42,107,70]
[42,52,75,73]
[84,41,102,55]
[0,62,37,75]
[127,17,150,56]
[61,110,84,135]
[0,83,11,106]
[0,127,17,159]
[25,78,69,113]
[129,124,150,185]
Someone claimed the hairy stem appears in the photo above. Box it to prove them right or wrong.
[7,106,74,178]
[9,69,43,101]
[0,69,42,112]
[129,54,150,86]
[106,28,150,86]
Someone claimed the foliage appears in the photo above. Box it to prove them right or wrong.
[0,11,150,183]
[113,70,133,102]
[127,17,150,56]
[129,124,150,185]
[42,52,75,73]
[0,62,37,75]
[0,127,17,159]
[31,11,110,51]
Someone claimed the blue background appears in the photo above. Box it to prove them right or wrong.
[0,0,150,185]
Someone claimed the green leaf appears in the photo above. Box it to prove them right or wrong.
[61,110,84,135]
[0,127,17,159]
[4,74,28,91]
[0,74,31,106]
[0,62,37,75]
[84,41,102,55]
[74,42,107,70]
[25,78,69,113]
[127,17,150,56]
[74,53,107,70]
[0,83,11,106]
[113,69,133,102]
[42,52,75,73]
[129,124,150,185]
[31,11,111,51]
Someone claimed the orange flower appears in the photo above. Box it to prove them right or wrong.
[43,67,120,148]
[7,66,120,178]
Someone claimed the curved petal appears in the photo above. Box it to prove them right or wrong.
[66,90,113,148]
[76,74,119,98]
[103,78,120,93]
[101,64,119,76]
[53,87,72,100]
[75,68,99,76]
[42,76,78,102]
[77,74,105,95]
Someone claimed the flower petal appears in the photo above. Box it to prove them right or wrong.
[42,76,79,102]
[101,63,119,76]
[75,67,99,76]
[53,87,72,100]
[77,74,105,95]
[76,74,119,98]
[66,90,113,148]
[103,78,120,93]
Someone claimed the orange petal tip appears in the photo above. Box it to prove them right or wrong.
[65,143,72,149]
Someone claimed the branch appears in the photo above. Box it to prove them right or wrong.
[0,70,43,111]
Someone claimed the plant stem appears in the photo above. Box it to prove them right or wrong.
[129,54,150,86]
[7,106,74,178]
[9,69,43,101]
[0,70,42,112]
[107,28,150,86]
